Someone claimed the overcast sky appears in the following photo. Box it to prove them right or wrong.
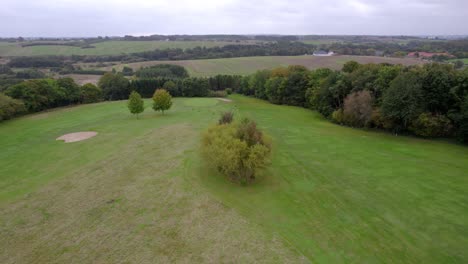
[1,0,467,37]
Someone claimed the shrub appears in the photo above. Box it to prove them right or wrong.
[331,109,344,124]
[202,118,271,184]
[152,89,172,114]
[219,111,233,125]
[409,113,453,137]
[343,90,374,127]
[80,83,102,103]
[226,88,233,95]
[127,91,144,119]
[0,93,26,121]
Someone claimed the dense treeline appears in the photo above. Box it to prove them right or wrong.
[235,62,468,143]
[6,42,317,67]
[131,42,315,61]
[1,78,102,121]
[94,72,241,100]
[327,39,468,58]
[8,56,65,68]
[135,64,188,79]
[1,70,242,116]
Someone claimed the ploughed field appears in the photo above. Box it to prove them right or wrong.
[0,95,466,263]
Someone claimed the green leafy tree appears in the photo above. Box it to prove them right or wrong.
[343,90,374,127]
[98,72,129,100]
[122,66,134,76]
[381,72,424,132]
[80,83,102,103]
[152,89,172,114]
[163,80,178,96]
[57,77,81,104]
[342,61,360,73]
[454,60,464,69]
[127,91,144,119]
[0,93,26,121]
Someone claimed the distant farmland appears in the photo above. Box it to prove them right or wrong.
[0,40,248,56]
[96,55,424,77]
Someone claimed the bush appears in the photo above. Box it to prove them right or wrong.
[127,91,144,119]
[331,109,344,124]
[0,93,26,121]
[152,89,172,114]
[409,113,453,137]
[80,83,102,103]
[219,111,233,125]
[343,90,374,127]
[202,118,271,184]
[225,88,233,95]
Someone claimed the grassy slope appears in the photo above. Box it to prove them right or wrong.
[99,55,423,77]
[0,41,238,56]
[1,96,467,263]
[0,98,304,263]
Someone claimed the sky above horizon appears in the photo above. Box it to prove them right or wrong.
[1,0,467,37]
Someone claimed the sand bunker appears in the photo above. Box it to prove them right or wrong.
[216,98,232,102]
[56,132,98,143]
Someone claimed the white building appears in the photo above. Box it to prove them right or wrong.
[313,50,334,56]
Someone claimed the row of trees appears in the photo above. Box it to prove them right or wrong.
[99,72,241,100]
[135,64,188,79]
[1,70,238,121]
[5,42,318,66]
[2,78,102,120]
[235,62,468,143]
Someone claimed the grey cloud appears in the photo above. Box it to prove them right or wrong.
[0,0,467,36]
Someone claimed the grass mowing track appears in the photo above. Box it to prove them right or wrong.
[0,95,467,263]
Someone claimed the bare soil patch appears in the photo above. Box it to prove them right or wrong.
[56,132,97,143]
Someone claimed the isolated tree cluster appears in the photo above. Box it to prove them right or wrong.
[202,113,271,185]
[126,88,173,118]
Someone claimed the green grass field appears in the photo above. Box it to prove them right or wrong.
[0,95,467,263]
[98,55,423,77]
[449,58,468,64]
[0,40,242,56]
